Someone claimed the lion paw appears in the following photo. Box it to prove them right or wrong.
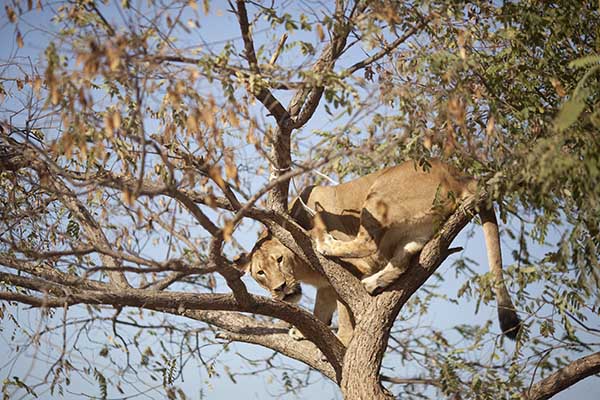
[361,275,381,295]
[315,232,336,256]
[288,327,306,341]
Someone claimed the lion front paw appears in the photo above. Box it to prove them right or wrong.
[315,232,336,256]
[361,275,382,295]
[288,327,306,341]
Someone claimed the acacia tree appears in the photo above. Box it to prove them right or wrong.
[1,1,599,399]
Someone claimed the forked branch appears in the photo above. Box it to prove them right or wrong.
[234,0,290,127]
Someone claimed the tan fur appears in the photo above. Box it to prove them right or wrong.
[241,231,354,345]
[242,160,520,344]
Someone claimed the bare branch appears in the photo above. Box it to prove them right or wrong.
[144,271,191,291]
[381,375,440,387]
[170,189,221,236]
[345,16,431,75]
[0,291,66,307]
[1,135,130,288]
[183,309,336,380]
[0,255,105,291]
[269,33,288,66]
[208,234,253,305]
[234,0,291,127]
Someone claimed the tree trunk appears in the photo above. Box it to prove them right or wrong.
[340,297,399,399]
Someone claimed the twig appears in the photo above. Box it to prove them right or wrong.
[269,33,288,65]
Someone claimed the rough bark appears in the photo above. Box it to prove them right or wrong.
[523,351,600,400]
[341,296,400,399]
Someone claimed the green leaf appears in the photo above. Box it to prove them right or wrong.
[554,95,585,132]
[521,266,537,274]
[93,369,107,400]
[568,54,600,68]
[67,219,80,238]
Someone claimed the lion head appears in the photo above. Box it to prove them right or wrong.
[237,233,306,303]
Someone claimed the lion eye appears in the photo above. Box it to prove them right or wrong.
[256,270,265,276]
[276,255,283,264]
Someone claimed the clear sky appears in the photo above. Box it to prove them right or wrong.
[1,1,599,399]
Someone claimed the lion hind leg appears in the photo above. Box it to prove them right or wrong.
[362,240,425,295]
[315,206,383,258]
[315,229,377,258]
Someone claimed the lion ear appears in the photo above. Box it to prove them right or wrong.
[232,252,250,275]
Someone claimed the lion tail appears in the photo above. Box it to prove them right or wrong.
[480,207,521,339]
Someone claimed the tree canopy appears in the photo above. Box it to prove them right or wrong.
[1,1,599,399]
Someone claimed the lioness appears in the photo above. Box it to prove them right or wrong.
[240,160,520,344]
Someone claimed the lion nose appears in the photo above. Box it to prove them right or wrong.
[273,282,287,293]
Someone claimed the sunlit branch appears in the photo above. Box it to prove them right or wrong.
[524,351,600,400]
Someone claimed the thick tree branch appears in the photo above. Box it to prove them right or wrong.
[524,351,600,400]
[0,255,336,379]
[0,291,338,379]
[0,291,61,307]
[0,271,72,298]
[0,285,345,378]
